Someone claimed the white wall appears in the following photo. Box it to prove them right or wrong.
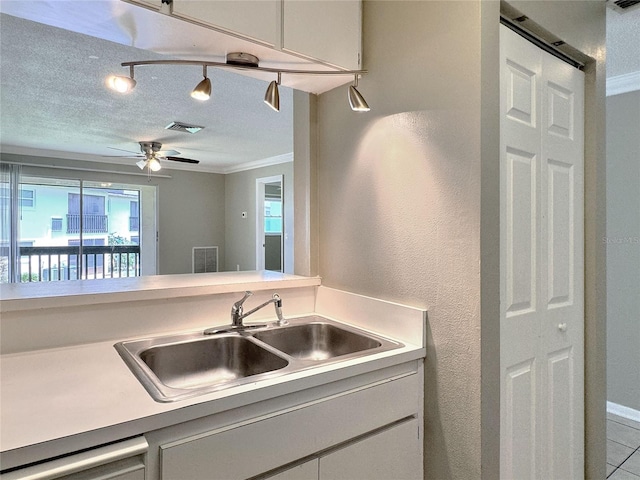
[316,1,605,478]
[606,90,640,412]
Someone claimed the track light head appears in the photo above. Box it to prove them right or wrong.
[191,66,212,101]
[191,77,212,101]
[348,75,370,112]
[264,73,281,112]
[108,65,136,93]
[108,75,136,93]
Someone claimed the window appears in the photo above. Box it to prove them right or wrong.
[51,217,62,232]
[0,187,35,207]
[1,169,154,283]
[129,201,139,231]
[264,198,282,234]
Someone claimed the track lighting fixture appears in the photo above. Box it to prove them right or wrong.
[348,75,370,112]
[109,53,370,112]
[191,65,212,101]
[264,72,281,112]
[107,65,136,93]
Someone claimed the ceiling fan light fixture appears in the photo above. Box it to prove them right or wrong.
[264,72,281,112]
[191,66,212,101]
[148,157,162,171]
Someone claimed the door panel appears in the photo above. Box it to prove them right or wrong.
[500,24,584,480]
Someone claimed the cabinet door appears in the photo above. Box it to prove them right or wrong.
[123,0,162,10]
[283,0,361,69]
[319,419,422,480]
[171,0,279,46]
[262,459,319,480]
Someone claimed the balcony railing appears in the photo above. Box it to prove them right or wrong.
[14,245,140,282]
[66,214,108,234]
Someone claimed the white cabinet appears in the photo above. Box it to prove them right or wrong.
[123,0,163,10]
[282,0,361,69]
[168,0,361,69]
[319,419,422,480]
[152,362,422,480]
[171,0,280,47]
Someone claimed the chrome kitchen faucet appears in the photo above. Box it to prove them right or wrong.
[204,291,287,335]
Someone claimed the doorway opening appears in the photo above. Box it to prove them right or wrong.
[256,175,283,272]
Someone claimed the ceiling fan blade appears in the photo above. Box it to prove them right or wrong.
[102,154,144,158]
[136,159,148,170]
[165,156,200,164]
[157,149,180,156]
[108,146,142,155]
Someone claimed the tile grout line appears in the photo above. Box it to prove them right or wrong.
[617,445,640,477]
[607,418,640,479]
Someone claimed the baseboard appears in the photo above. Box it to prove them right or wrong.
[607,401,640,423]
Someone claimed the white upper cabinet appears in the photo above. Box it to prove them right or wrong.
[124,0,163,11]
[168,0,361,70]
[282,0,361,69]
[170,0,280,47]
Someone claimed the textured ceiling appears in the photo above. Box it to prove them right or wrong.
[0,11,294,172]
[606,6,640,78]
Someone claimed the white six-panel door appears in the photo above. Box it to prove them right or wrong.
[500,25,585,479]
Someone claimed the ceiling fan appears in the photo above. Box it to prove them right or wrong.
[106,141,200,171]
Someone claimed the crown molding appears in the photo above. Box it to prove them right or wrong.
[607,71,640,96]
[0,145,293,175]
[222,152,294,174]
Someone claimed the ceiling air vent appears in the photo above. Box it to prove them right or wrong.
[607,0,640,12]
[165,122,204,134]
[193,246,218,274]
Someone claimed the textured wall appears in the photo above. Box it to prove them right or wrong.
[318,2,484,478]
[606,90,640,412]
[316,0,605,478]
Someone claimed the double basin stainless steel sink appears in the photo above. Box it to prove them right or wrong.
[115,316,403,402]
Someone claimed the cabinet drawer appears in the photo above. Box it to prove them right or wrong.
[319,418,422,480]
[1,437,147,480]
[160,372,420,480]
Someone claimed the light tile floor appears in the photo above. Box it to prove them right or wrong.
[607,413,640,479]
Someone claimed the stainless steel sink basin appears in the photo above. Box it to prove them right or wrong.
[115,316,403,403]
[115,334,289,402]
[252,322,382,361]
[140,336,288,389]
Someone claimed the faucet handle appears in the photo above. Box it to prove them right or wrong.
[233,291,253,309]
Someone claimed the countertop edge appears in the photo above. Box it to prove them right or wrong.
[0,272,322,313]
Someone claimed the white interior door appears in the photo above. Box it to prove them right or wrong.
[500,24,584,479]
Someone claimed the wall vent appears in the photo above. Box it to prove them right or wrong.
[607,0,640,12]
[192,246,219,273]
[165,122,204,134]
